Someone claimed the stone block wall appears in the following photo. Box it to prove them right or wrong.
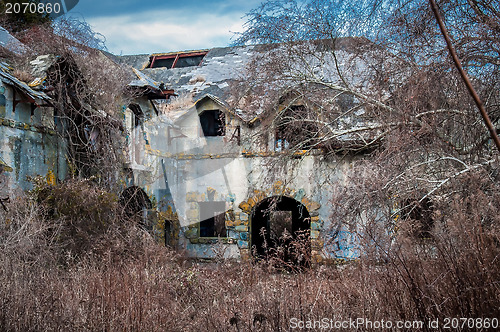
[180,181,323,262]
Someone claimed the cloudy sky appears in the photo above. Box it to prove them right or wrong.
[68,0,262,55]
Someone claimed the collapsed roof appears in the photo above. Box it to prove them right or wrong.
[117,45,257,101]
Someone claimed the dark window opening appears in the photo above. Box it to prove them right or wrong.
[0,94,6,117]
[128,103,144,128]
[151,58,175,69]
[164,219,174,247]
[275,105,318,151]
[401,197,434,239]
[337,93,359,112]
[199,110,225,137]
[199,201,227,238]
[175,55,206,68]
[119,186,152,227]
[148,51,208,69]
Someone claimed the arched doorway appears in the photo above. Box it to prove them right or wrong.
[251,196,311,266]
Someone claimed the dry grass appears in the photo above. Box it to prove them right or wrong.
[0,180,498,331]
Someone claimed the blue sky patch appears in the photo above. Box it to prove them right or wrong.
[69,0,261,55]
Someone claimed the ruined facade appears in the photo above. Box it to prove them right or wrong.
[0,31,68,210]
[0,61,67,198]
[118,45,364,262]
[0,29,365,262]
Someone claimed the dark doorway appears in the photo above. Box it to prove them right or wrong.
[120,186,152,227]
[251,196,311,266]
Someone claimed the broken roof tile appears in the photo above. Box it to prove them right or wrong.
[0,62,51,102]
[118,45,255,100]
[0,26,26,55]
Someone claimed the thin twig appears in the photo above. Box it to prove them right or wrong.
[429,0,500,153]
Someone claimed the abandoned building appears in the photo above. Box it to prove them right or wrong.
[0,28,67,199]
[0,28,173,205]
[117,42,372,263]
[0,27,373,263]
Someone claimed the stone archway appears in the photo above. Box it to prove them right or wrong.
[251,195,311,266]
[236,182,322,263]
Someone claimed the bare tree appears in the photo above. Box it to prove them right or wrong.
[231,2,500,319]
[6,18,133,189]
[232,0,499,254]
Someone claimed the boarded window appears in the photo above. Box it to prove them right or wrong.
[199,110,225,137]
[199,201,226,237]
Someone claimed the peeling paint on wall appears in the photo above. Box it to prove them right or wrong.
[0,76,66,196]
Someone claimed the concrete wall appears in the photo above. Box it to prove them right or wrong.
[0,82,67,196]
[131,97,360,262]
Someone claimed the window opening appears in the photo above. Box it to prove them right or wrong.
[0,94,6,117]
[199,201,227,238]
[119,186,152,227]
[128,104,144,128]
[152,58,175,69]
[199,110,225,137]
[275,105,318,151]
[148,51,208,69]
[175,55,205,68]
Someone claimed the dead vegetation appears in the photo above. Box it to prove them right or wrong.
[0,2,498,331]
[6,18,133,190]
[0,178,498,331]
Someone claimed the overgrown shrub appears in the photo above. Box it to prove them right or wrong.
[1,179,156,266]
[0,176,498,331]
[36,179,120,262]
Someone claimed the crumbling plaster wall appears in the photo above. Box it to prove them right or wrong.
[0,82,67,196]
[123,96,158,183]
[132,97,360,261]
